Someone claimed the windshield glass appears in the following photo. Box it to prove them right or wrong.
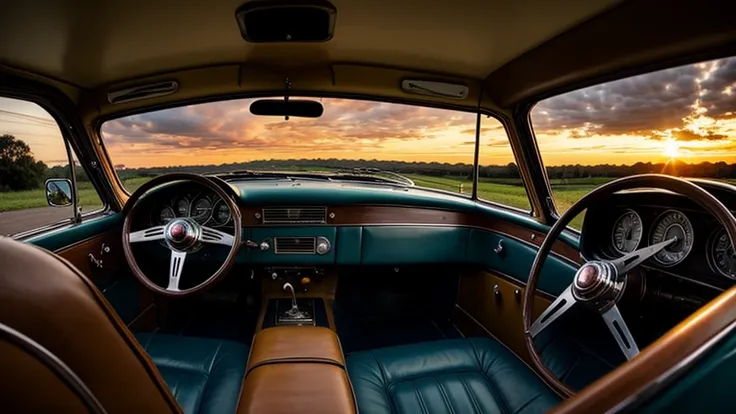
[102,98,484,195]
[532,56,736,227]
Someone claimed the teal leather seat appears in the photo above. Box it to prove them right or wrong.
[346,337,560,414]
[136,333,248,414]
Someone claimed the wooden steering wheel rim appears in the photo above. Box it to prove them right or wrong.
[522,174,736,398]
[121,173,242,297]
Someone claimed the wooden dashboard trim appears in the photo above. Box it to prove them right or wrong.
[241,205,583,265]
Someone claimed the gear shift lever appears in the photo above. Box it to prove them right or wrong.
[275,282,314,325]
[283,282,300,315]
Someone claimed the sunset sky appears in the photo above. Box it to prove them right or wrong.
[2,56,736,169]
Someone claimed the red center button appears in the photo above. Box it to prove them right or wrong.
[169,223,186,240]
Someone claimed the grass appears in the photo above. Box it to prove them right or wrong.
[0,173,601,229]
[0,181,104,213]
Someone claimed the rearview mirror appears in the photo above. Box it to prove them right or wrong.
[250,99,324,118]
[45,178,73,208]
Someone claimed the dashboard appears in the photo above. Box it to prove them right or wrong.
[581,184,736,291]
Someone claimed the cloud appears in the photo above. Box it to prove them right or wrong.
[670,130,727,141]
[533,56,736,141]
[102,98,477,155]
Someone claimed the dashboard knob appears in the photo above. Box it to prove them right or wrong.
[316,237,331,255]
[260,241,270,251]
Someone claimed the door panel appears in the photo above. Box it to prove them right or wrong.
[27,213,157,331]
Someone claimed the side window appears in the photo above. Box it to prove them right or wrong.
[0,97,103,236]
[477,115,531,211]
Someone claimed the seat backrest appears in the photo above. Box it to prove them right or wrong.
[0,237,181,413]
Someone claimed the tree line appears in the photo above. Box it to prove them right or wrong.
[5,134,736,192]
[0,135,89,192]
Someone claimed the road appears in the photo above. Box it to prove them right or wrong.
[0,207,73,236]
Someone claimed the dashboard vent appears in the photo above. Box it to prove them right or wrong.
[274,237,316,254]
[262,207,326,224]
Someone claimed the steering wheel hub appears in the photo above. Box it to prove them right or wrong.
[165,219,200,251]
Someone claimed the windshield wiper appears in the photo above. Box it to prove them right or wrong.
[332,168,414,187]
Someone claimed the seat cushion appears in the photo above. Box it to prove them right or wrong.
[346,337,560,414]
[136,333,248,414]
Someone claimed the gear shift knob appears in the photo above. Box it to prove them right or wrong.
[283,282,298,311]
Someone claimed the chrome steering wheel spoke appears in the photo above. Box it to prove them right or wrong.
[601,305,639,360]
[528,285,578,337]
[199,226,235,246]
[611,237,676,274]
[167,250,186,292]
[129,226,166,243]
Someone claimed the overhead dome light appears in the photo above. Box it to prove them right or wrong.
[235,0,337,43]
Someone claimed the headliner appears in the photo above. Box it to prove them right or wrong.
[1,0,736,113]
[0,0,619,87]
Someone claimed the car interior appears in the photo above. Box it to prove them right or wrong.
[2,0,736,413]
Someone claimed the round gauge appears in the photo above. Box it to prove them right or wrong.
[158,206,175,224]
[175,198,190,216]
[212,200,231,226]
[190,196,213,223]
[708,229,736,279]
[611,209,643,254]
[649,209,694,266]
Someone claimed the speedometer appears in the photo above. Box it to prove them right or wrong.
[611,209,643,254]
[708,229,736,279]
[211,200,231,226]
[190,196,213,223]
[649,209,694,266]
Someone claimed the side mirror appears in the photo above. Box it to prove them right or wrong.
[45,178,73,208]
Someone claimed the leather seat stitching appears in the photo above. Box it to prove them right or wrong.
[511,393,543,414]
[436,378,456,414]
[371,351,398,414]
[468,339,509,414]
[206,341,224,376]
[411,381,429,414]
[458,376,481,414]
[249,358,345,374]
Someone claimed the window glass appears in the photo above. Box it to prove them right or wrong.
[0,97,102,236]
[102,98,478,196]
[477,115,530,210]
[531,56,736,229]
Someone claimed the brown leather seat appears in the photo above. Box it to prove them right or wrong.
[0,237,181,413]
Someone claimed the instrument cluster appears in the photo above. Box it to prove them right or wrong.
[152,192,233,227]
[583,196,736,289]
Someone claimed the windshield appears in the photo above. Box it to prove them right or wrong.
[102,98,484,195]
[532,56,736,227]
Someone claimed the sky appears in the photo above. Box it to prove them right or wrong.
[2,55,736,168]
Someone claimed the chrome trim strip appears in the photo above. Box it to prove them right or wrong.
[607,318,736,413]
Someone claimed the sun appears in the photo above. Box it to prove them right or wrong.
[663,140,680,159]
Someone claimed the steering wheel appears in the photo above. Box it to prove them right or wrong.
[522,174,736,397]
[121,173,242,297]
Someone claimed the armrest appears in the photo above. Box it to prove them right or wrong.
[247,326,344,371]
[237,326,357,414]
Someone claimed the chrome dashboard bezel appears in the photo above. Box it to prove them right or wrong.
[706,228,736,280]
[610,208,643,255]
[648,208,694,267]
[189,193,215,224]
[211,198,233,227]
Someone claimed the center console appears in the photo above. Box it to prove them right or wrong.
[237,326,357,414]
[257,267,336,331]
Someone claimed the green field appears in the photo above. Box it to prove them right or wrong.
[0,181,104,213]
[407,174,597,229]
[0,174,599,229]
